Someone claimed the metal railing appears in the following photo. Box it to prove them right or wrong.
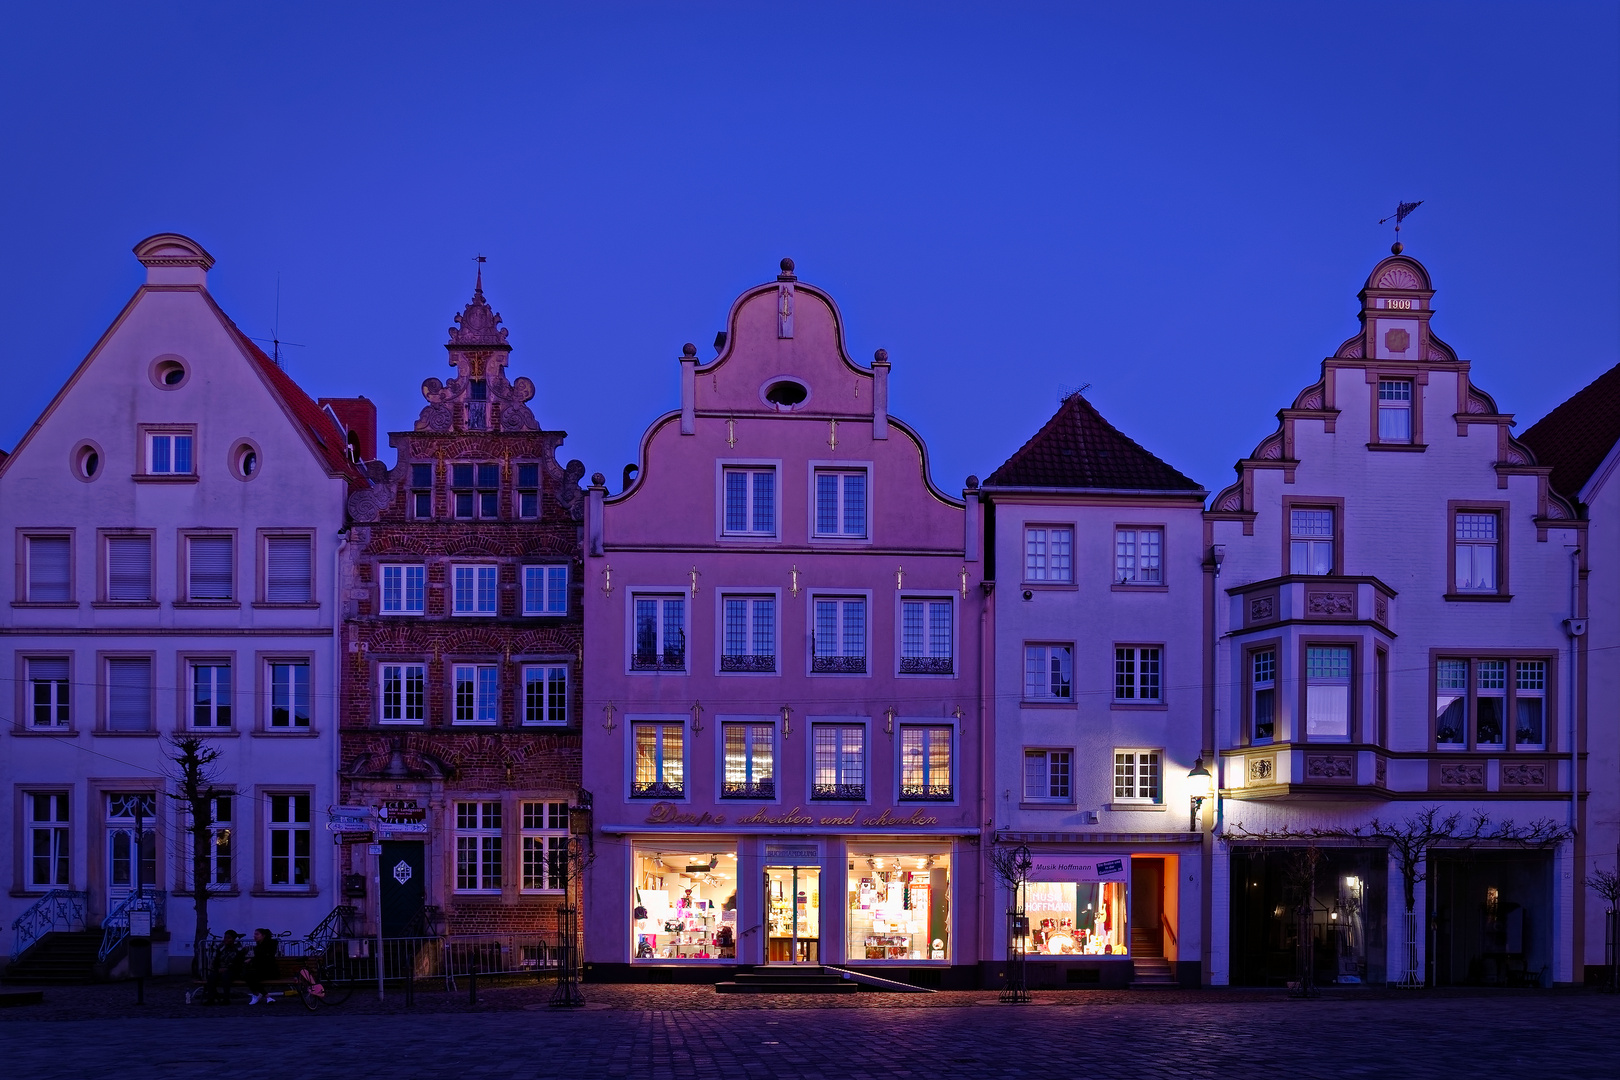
[98,887,165,963]
[319,933,557,990]
[11,889,89,960]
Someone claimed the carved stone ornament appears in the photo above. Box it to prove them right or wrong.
[1215,485,1244,512]
[1335,334,1366,359]
[1305,754,1353,780]
[347,480,397,523]
[1372,594,1388,624]
[1249,596,1275,623]
[1384,328,1411,353]
[414,273,540,434]
[1306,591,1354,616]
[1248,757,1275,783]
[1258,433,1283,460]
[1439,762,1485,788]
[1501,763,1547,787]
[1376,266,1422,290]
[1374,756,1388,787]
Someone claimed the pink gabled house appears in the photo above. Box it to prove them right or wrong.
[582,260,987,987]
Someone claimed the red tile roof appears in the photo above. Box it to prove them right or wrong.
[1520,362,1620,502]
[984,393,1204,493]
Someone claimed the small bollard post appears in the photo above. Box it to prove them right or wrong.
[468,962,478,1006]
[405,967,415,1007]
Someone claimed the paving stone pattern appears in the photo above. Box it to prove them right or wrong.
[0,979,1614,1079]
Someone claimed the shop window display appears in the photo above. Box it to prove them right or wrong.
[632,848,737,961]
[847,851,950,961]
[1024,881,1128,955]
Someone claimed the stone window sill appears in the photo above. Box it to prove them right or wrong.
[1365,443,1429,452]
[1444,592,1512,603]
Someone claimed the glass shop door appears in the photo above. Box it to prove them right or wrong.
[764,866,820,964]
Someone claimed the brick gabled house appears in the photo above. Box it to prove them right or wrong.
[339,272,586,940]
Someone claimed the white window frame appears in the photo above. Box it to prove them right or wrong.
[26,791,71,889]
[1290,509,1336,576]
[1023,643,1074,702]
[380,662,426,724]
[1305,645,1353,741]
[810,722,867,801]
[1113,749,1162,804]
[720,464,778,538]
[186,793,233,893]
[521,664,568,726]
[811,594,868,675]
[720,594,777,673]
[721,720,778,800]
[1114,527,1163,585]
[1454,512,1500,594]
[1024,526,1073,583]
[1113,645,1163,703]
[899,596,954,676]
[145,430,195,475]
[630,720,685,798]
[1435,657,1468,747]
[266,792,312,890]
[898,723,953,802]
[810,464,871,540]
[522,565,569,616]
[1515,660,1548,750]
[1475,659,1508,748]
[453,663,500,725]
[452,563,499,616]
[1251,648,1276,744]
[515,462,541,520]
[521,801,569,892]
[27,657,70,729]
[267,660,311,730]
[1377,378,1414,443]
[455,800,503,893]
[1023,748,1073,803]
[190,661,233,729]
[451,461,502,521]
[630,593,687,672]
[24,534,72,603]
[380,564,426,614]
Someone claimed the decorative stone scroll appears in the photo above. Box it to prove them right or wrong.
[1501,763,1548,788]
[1438,762,1485,789]
[1248,595,1275,624]
[1306,591,1354,617]
[1304,754,1354,781]
[1248,756,1275,784]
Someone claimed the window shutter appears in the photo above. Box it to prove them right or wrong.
[29,658,68,681]
[107,659,152,732]
[106,537,152,601]
[188,537,233,600]
[266,537,312,602]
[28,537,71,602]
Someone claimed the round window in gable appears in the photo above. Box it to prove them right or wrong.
[761,378,809,411]
[229,439,262,482]
[71,440,104,483]
[150,355,190,390]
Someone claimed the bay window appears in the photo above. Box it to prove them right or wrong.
[1305,646,1352,740]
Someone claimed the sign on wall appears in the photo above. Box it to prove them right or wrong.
[1027,855,1130,883]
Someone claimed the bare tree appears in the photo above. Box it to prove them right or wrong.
[1226,806,1569,987]
[1587,865,1620,992]
[167,735,225,975]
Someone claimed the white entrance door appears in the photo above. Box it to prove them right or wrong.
[105,793,157,909]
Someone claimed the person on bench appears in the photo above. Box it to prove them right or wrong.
[203,930,246,1004]
[244,928,280,1004]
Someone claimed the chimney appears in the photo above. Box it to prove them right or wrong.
[320,397,378,462]
[133,233,214,287]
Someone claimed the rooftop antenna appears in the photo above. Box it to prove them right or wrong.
[1059,382,1091,402]
[1378,200,1423,254]
[250,274,306,370]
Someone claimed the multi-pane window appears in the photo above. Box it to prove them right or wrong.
[1024,644,1073,701]
[191,662,232,728]
[25,535,71,602]
[1435,658,1468,745]
[522,664,568,726]
[1454,513,1499,593]
[516,463,541,519]
[1024,527,1073,582]
[522,565,568,615]
[453,564,499,615]
[410,463,434,519]
[454,664,499,725]
[1113,750,1162,803]
[521,801,569,891]
[380,564,426,614]
[1377,379,1413,443]
[452,462,501,520]
[813,469,867,538]
[28,658,69,728]
[187,536,233,601]
[632,595,686,671]
[106,658,153,732]
[723,467,776,536]
[631,721,685,797]
[899,724,952,801]
[267,793,311,888]
[722,596,776,672]
[900,598,953,674]
[1114,528,1162,584]
[455,801,502,891]
[187,794,233,892]
[811,724,866,800]
[107,793,157,895]
[147,432,194,474]
[265,536,313,603]
[27,793,70,888]
[269,661,311,729]
[106,536,153,601]
[1516,661,1547,748]
[1476,660,1507,746]
[813,596,867,673]
[380,663,426,724]
[1290,509,1335,575]
[1251,649,1276,743]
[1305,646,1352,740]
[1114,646,1162,702]
[722,722,776,798]
[1024,749,1072,801]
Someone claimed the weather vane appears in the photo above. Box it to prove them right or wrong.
[1378,201,1423,253]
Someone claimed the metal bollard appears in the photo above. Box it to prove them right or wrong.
[468,965,478,1006]
[405,968,415,1007]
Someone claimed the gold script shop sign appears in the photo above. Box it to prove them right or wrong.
[642,802,941,828]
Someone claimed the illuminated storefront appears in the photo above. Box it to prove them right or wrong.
[1025,881,1128,956]
[848,850,951,961]
[631,847,739,961]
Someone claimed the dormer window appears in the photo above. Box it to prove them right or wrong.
[1378,379,1413,443]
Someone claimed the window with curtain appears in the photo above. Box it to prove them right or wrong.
[1305,646,1352,740]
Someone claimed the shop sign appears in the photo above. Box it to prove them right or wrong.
[643,802,941,829]
[764,842,821,862]
[379,799,426,823]
[1027,855,1130,883]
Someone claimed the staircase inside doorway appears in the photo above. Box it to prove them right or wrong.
[1130,926,1176,988]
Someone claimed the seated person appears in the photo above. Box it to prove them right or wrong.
[202,930,246,1003]
[243,928,280,1004]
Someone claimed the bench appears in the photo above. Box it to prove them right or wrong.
[189,952,306,1005]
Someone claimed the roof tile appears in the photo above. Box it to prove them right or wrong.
[984,393,1203,493]
[1520,362,1620,500]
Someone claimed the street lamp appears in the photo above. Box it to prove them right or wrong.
[1187,757,1213,832]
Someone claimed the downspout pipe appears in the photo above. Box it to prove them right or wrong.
[1565,545,1583,834]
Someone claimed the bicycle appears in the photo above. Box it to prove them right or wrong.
[291,955,354,1011]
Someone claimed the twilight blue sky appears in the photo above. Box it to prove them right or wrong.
[1,2,1615,497]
